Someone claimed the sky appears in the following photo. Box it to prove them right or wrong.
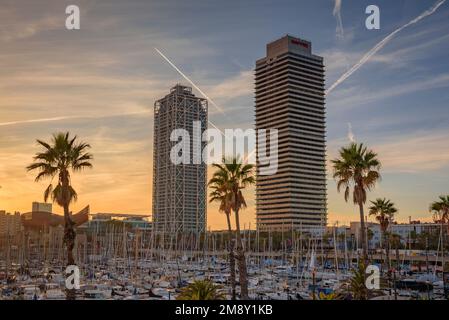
[1,0,449,229]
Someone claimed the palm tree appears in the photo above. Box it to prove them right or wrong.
[430,195,449,227]
[332,142,381,262]
[177,280,225,300]
[318,291,344,300]
[27,132,92,266]
[369,198,397,271]
[430,195,449,271]
[208,176,236,300]
[210,157,255,299]
[348,262,369,300]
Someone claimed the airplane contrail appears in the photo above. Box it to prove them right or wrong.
[154,48,226,116]
[0,116,76,127]
[154,47,229,137]
[0,111,151,127]
[326,0,446,95]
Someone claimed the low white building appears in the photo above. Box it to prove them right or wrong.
[348,221,441,247]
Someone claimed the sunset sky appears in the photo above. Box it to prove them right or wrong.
[1,0,449,229]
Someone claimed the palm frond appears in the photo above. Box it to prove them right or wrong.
[44,184,53,203]
[209,157,254,216]
[27,132,92,208]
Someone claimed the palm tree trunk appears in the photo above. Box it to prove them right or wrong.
[358,202,368,263]
[225,212,236,300]
[385,233,390,271]
[234,208,248,299]
[63,203,75,265]
[63,202,77,300]
[395,245,400,270]
[62,173,76,300]
[442,223,448,273]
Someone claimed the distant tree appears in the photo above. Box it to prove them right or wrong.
[430,195,449,270]
[369,198,397,270]
[430,195,449,226]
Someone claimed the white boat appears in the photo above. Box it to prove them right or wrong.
[151,287,173,300]
[21,285,39,300]
[45,288,66,300]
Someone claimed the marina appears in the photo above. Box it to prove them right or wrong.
[1,225,448,300]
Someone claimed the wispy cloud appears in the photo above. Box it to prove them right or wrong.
[347,122,355,142]
[333,0,344,40]
[329,72,449,110]
[374,130,449,172]
[0,15,60,42]
[328,128,449,174]
[206,70,253,100]
[326,0,447,95]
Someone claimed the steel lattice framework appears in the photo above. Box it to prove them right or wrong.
[152,85,207,235]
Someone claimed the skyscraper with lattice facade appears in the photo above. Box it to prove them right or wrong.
[152,84,207,234]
